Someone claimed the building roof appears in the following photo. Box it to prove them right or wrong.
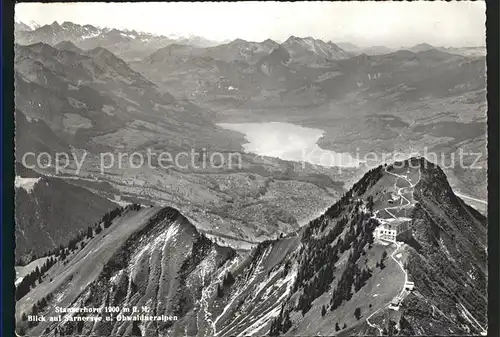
[383,219,410,228]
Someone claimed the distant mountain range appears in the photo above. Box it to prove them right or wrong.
[134,37,485,111]
[15,158,487,336]
[15,21,223,60]
[14,19,40,32]
[16,20,486,61]
[15,20,354,64]
[338,42,486,58]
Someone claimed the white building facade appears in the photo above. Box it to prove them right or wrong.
[373,219,411,243]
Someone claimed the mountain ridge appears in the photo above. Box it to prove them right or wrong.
[15,157,487,336]
[15,20,223,61]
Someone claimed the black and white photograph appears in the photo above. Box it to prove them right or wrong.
[13,2,488,336]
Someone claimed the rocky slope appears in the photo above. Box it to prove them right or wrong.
[16,158,487,336]
[15,164,118,262]
[281,36,351,63]
[14,41,213,152]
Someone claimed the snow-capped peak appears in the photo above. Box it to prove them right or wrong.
[28,20,40,30]
[14,17,40,31]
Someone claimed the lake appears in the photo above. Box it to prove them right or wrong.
[217,122,362,168]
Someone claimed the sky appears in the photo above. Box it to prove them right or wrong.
[15,2,486,48]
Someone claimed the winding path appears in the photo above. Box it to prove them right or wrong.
[366,307,383,335]
[365,165,419,335]
[365,242,408,336]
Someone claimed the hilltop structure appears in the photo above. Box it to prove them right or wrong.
[373,219,411,242]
